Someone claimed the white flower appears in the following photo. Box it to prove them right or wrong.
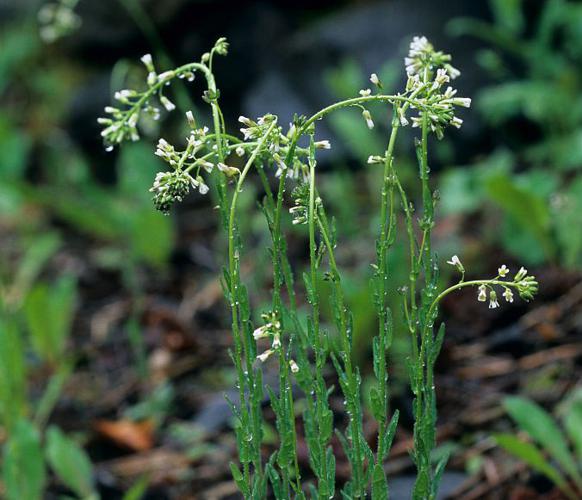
[253,325,269,340]
[199,160,214,173]
[157,70,175,82]
[515,267,528,281]
[359,88,372,97]
[370,73,380,85]
[289,360,299,373]
[147,72,157,86]
[405,36,432,76]
[498,265,509,277]
[478,285,487,302]
[217,163,240,177]
[256,349,274,363]
[160,96,175,112]
[446,255,464,273]
[450,117,463,129]
[452,97,471,108]
[315,140,331,150]
[141,53,153,69]
[238,116,253,126]
[235,146,245,157]
[367,155,384,164]
[433,68,449,89]
[272,333,281,349]
[185,110,195,127]
[447,255,461,266]
[446,65,461,79]
[362,109,374,129]
[489,290,500,309]
[503,288,514,303]
[398,108,409,126]
[409,35,430,56]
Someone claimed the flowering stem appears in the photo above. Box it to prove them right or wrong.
[316,204,365,498]
[426,279,521,321]
[374,118,400,464]
[227,120,277,490]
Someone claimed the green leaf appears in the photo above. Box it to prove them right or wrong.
[10,232,61,305]
[431,451,450,499]
[371,464,387,500]
[45,426,95,498]
[24,275,76,364]
[490,0,524,35]
[0,116,31,180]
[229,461,250,497]
[0,319,26,430]
[128,208,174,268]
[565,401,582,463]
[122,476,148,500]
[3,419,46,500]
[484,174,555,260]
[495,433,567,489]
[504,397,581,486]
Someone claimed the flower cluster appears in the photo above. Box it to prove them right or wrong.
[289,183,321,225]
[366,37,472,140]
[148,115,223,213]
[98,51,204,149]
[447,256,538,309]
[254,311,282,363]
[404,36,459,79]
[38,0,81,43]
[237,114,327,182]
[149,170,194,214]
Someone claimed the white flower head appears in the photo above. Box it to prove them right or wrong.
[367,155,384,164]
[289,360,299,373]
[235,146,245,157]
[256,349,274,363]
[370,73,381,86]
[217,163,240,177]
[141,53,153,70]
[359,88,372,97]
[315,140,331,150]
[503,288,514,303]
[157,70,175,82]
[489,290,500,309]
[498,265,509,277]
[446,255,465,273]
[160,95,176,112]
[185,110,195,128]
[477,285,487,302]
[405,35,433,76]
[452,97,471,108]
[362,109,374,129]
[515,267,528,281]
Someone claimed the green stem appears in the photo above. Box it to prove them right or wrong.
[307,146,332,498]
[227,120,277,490]
[317,206,364,497]
[374,118,400,463]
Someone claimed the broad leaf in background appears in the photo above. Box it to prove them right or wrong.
[3,419,46,500]
[484,174,555,262]
[24,275,76,365]
[495,433,571,496]
[504,396,582,489]
[0,319,26,430]
[46,426,96,499]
